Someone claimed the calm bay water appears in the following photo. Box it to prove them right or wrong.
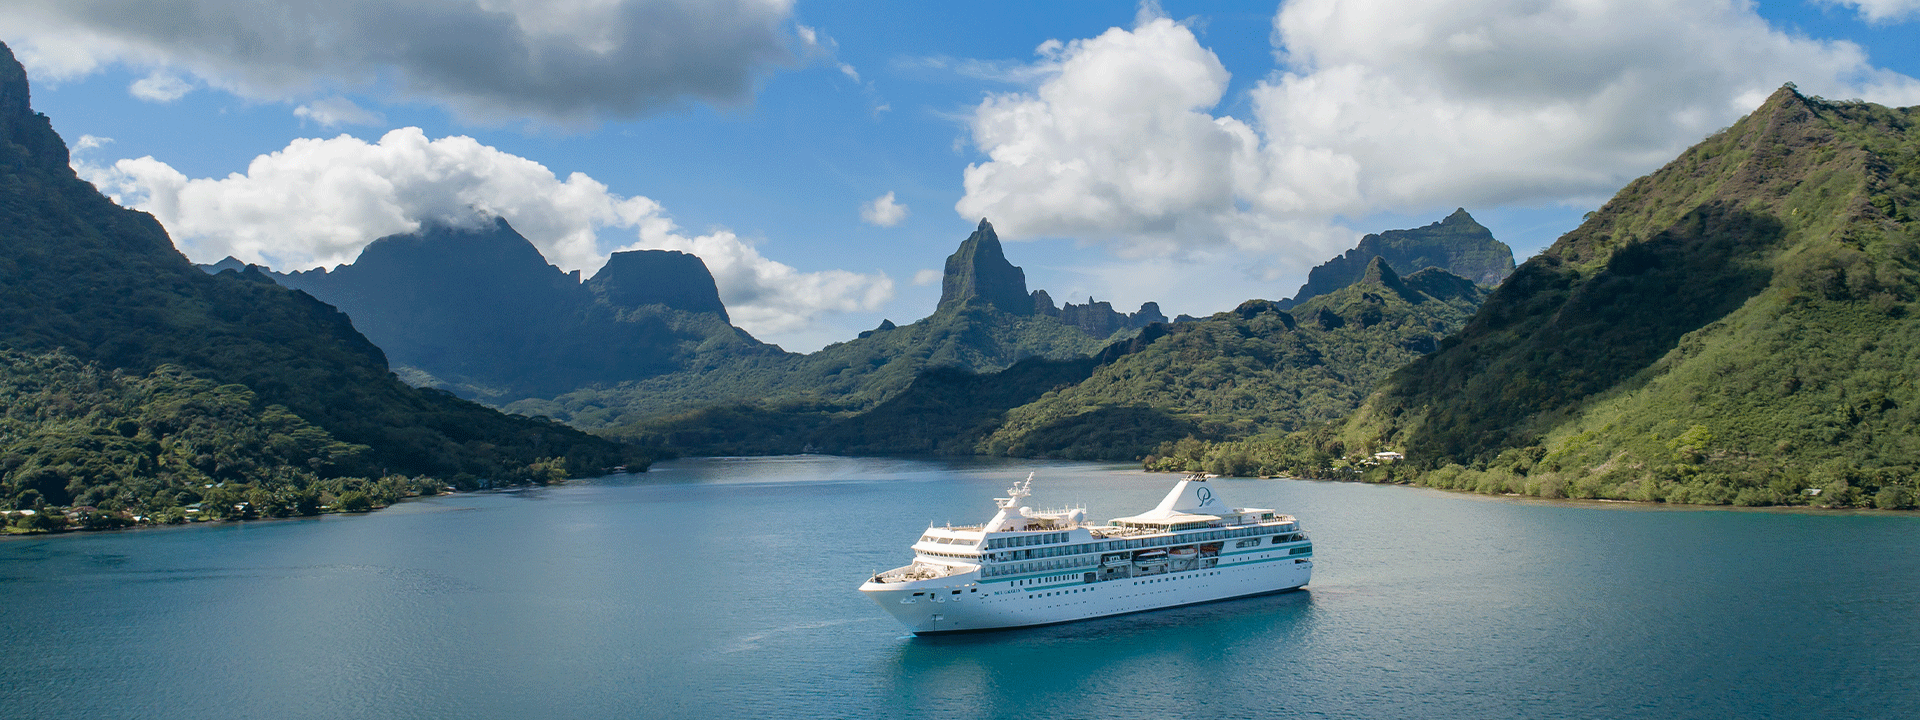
[2,455,1916,719]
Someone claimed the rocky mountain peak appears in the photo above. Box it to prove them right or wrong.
[1280,209,1514,309]
[588,249,728,321]
[938,218,1032,315]
[0,42,73,175]
[1360,255,1401,288]
[0,42,29,120]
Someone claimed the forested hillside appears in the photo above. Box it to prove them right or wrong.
[1166,87,1920,509]
[633,257,1489,460]
[974,260,1487,460]
[0,42,640,525]
[0,350,501,529]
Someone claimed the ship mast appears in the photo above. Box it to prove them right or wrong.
[996,472,1033,509]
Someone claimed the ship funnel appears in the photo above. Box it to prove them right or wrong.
[1147,474,1224,517]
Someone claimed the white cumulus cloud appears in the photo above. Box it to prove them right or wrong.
[75,128,893,339]
[1828,0,1920,22]
[860,191,909,227]
[4,0,799,124]
[127,70,190,102]
[957,2,1920,258]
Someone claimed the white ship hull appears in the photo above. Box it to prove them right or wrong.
[861,546,1312,635]
[860,473,1313,635]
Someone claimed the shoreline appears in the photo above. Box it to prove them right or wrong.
[1236,471,1920,516]
[0,472,644,539]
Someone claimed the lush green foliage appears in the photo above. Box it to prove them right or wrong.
[636,260,1488,461]
[525,302,1111,431]
[1180,88,1920,508]
[0,43,645,526]
[0,349,495,530]
[969,262,1486,460]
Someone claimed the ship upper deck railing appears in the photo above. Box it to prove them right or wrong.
[1090,514,1296,538]
[870,561,968,584]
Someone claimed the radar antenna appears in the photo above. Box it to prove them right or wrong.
[995,472,1035,509]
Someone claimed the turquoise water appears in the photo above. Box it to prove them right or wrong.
[3,455,1916,719]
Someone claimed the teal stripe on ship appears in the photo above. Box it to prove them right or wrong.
[1218,554,1311,568]
[1219,543,1311,559]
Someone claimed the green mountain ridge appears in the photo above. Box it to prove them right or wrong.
[512,220,1118,428]
[970,259,1489,460]
[0,42,639,521]
[537,295,1114,431]
[651,256,1490,460]
[1170,86,1920,509]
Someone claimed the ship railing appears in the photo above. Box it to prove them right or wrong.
[1088,526,1161,538]
[874,567,953,583]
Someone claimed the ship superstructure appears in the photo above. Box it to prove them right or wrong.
[859,473,1312,634]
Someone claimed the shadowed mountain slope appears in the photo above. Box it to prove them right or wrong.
[259,221,776,401]
[0,40,637,512]
[800,259,1487,461]
[1332,86,1920,507]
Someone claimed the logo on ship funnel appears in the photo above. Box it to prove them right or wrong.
[1195,487,1215,505]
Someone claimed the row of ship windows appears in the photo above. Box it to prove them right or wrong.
[922,532,1076,548]
[976,536,1305,578]
[1136,571,1219,585]
[981,558,1094,578]
[984,532,1070,549]
[923,524,1298,552]
[920,549,977,559]
[985,528,1302,563]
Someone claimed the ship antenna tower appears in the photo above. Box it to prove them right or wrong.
[996,472,1034,509]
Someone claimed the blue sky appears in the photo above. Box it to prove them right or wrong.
[9,0,1919,351]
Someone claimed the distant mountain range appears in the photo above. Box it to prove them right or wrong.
[217,217,1178,427]
[195,196,1515,462]
[207,219,775,402]
[801,256,1489,460]
[1278,208,1513,309]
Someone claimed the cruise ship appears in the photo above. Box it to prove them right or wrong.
[859,473,1312,634]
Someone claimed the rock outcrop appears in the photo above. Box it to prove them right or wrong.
[245,219,767,401]
[1280,209,1514,309]
[588,249,729,320]
[939,219,1034,315]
